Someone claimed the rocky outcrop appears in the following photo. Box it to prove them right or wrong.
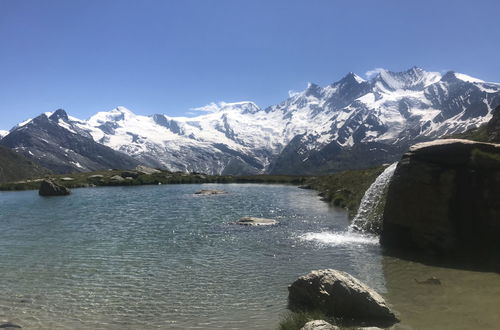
[301,320,339,330]
[381,139,500,257]
[135,165,161,175]
[234,217,278,226]
[38,179,71,196]
[288,269,398,325]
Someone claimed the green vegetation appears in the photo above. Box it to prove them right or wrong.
[304,166,386,217]
[0,169,308,191]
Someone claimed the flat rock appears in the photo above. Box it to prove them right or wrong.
[235,216,278,226]
[135,165,161,175]
[87,174,104,180]
[194,189,227,195]
[288,269,398,325]
[60,177,74,181]
[110,175,125,182]
[301,320,339,330]
[38,179,70,196]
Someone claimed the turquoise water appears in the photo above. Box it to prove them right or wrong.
[0,184,382,329]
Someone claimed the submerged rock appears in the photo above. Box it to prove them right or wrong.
[381,139,500,257]
[288,269,398,325]
[301,320,339,330]
[414,277,441,285]
[0,323,21,329]
[194,189,227,195]
[38,179,70,196]
[235,217,278,226]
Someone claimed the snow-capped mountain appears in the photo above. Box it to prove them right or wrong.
[0,109,139,173]
[3,67,500,174]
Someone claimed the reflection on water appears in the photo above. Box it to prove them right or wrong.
[0,184,498,329]
[383,256,500,329]
[0,184,381,329]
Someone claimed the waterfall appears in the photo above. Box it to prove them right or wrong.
[349,162,398,234]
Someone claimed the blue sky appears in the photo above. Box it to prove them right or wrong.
[1,0,499,130]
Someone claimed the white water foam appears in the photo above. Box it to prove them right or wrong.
[349,162,398,233]
[300,231,379,246]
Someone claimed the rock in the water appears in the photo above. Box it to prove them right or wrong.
[288,269,398,325]
[414,277,441,285]
[301,320,339,330]
[135,165,161,175]
[381,139,500,257]
[235,216,278,226]
[38,179,70,196]
[194,189,227,195]
[0,322,21,328]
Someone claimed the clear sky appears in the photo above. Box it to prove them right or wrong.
[1,0,499,130]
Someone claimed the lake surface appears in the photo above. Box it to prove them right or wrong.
[0,184,498,329]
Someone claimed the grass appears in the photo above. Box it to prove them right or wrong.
[303,166,386,217]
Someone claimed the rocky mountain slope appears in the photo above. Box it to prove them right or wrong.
[0,146,51,183]
[2,67,499,174]
[0,110,140,173]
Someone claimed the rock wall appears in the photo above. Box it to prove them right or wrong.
[381,139,500,258]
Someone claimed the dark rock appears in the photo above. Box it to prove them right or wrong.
[381,139,500,258]
[194,189,227,195]
[121,171,139,179]
[288,269,398,325]
[0,323,21,328]
[38,179,71,196]
[415,277,441,285]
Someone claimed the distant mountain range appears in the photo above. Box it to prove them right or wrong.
[1,67,499,175]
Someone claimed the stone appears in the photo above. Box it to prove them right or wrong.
[288,269,398,325]
[60,177,74,181]
[381,139,500,258]
[135,165,161,175]
[0,323,21,329]
[87,174,104,180]
[235,217,278,226]
[38,179,71,196]
[110,175,125,182]
[301,320,339,330]
[194,189,227,195]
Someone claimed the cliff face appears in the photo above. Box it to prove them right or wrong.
[381,139,500,260]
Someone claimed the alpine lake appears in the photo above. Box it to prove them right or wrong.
[0,184,498,329]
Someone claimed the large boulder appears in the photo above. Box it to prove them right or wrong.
[381,139,500,259]
[288,269,398,325]
[38,179,71,196]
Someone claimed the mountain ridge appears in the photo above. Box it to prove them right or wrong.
[2,67,499,175]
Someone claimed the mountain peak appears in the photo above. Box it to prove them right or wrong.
[49,109,69,121]
[338,72,366,85]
